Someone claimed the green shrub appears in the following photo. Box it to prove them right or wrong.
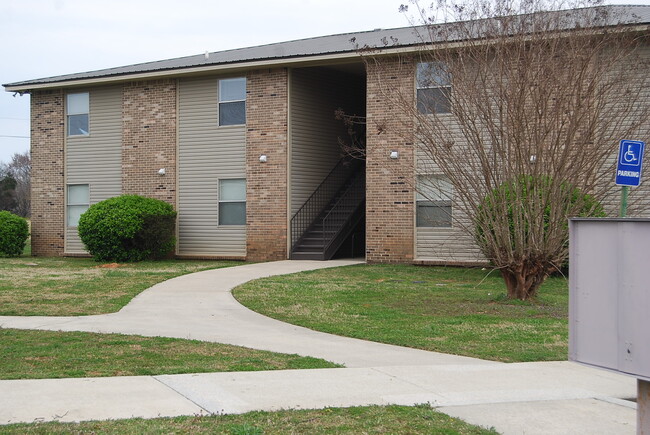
[0,211,29,257]
[475,175,605,265]
[78,195,176,262]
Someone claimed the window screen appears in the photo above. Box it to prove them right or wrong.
[219,179,246,225]
[416,176,453,227]
[67,184,89,227]
[416,63,451,114]
[67,92,89,136]
[218,78,246,126]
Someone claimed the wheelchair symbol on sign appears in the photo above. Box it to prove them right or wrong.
[620,142,641,166]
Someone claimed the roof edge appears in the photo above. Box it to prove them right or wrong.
[5,4,649,92]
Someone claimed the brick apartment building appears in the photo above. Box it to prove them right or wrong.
[4,5,649,263]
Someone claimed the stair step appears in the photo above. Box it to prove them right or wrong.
[291,252,326,260]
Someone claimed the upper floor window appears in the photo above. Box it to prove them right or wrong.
[67,184,89,227]
[416,62,451,114]
[416,175,453,227]
[218,78,246,126]
[67,92,89,136]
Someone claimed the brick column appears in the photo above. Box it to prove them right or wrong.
[30,90,65,256]
[122,80,176,205]
[245,68,288,261]
[365,56,416,263]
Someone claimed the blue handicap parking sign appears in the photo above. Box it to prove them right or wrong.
[616,140,645,187]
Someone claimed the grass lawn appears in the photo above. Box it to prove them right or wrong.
[0,328,339,380]
[2,404,497,434]
[0,256,339,380]
[0,257,242,316]
[234,264,569,362]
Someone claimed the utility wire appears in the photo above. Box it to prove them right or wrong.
[0,135,29,138]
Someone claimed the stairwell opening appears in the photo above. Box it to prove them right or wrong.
[289,64,366,260]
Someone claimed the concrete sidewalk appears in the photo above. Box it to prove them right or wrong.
[0,260,639,433]
[0,362,637,433]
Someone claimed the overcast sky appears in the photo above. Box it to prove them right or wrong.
[1,0,646,164]
[0,0,413,164]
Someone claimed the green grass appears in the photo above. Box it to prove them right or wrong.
[0,328,340,380]
[0,257,242,316]
[234,264,569,362]
[1,404,497,434]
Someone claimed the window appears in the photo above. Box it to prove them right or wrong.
[67,184,89,227]
[219,179,246,225]
[218,78,246,126]
[67,92,89,136]
[416,62,451,114]
[416,176,453,227]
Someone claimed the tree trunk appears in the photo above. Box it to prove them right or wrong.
[500,264,548,301]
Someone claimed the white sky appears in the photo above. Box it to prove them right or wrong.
[1,0,647,164]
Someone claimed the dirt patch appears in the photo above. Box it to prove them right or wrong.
[95,263,124,269]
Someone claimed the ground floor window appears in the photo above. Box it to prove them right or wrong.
[67,184,89,227]
[416,175,453,227]
[218,178,246,225]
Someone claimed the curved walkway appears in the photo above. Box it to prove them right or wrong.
[0,260,638,433]
[0,259,488,368]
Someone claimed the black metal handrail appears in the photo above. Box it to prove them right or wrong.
[321,170,366,258]
[290,156,362,251]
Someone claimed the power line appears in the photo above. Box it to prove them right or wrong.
[0,135,29,139]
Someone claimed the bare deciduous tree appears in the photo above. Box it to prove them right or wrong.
[1,151,31,217]
[358,0,650,299]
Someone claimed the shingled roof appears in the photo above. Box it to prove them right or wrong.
[4,4,648,91]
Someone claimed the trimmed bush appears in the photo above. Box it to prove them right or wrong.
[0,211,29,257]
[78,195,177,262]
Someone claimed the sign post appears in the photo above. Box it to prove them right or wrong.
[615,140,645,217]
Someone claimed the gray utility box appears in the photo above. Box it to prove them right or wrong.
[569,218,650,381]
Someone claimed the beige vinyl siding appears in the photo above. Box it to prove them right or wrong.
[178,76,246,256]
[65,86,122,254]
[415,136,486,265]
[289,67,365,217]
[416,228,485,263]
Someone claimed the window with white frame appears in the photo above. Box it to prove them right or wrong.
[218,78,246,126]
[67,184,89,227]
[416,62,451,114]
[67,92,90,136]
[416,176,453,227]
[218,179,246,225]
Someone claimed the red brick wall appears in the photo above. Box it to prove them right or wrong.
[365,56,416,263]
[30,90,65,256]
[245,68,289,261]
[122,80,176,205]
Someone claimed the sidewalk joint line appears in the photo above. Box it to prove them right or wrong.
[151,375,212,415]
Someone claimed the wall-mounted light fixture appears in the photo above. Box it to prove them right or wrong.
[158,168,166,176]
[259,154,268,163]
[390,151,399,159]
[529,155,537,164]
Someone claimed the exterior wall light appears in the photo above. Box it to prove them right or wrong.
[259,154,268,163]
[530,155,537,164]
[390,151,399,159]
[158,168,166,176]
